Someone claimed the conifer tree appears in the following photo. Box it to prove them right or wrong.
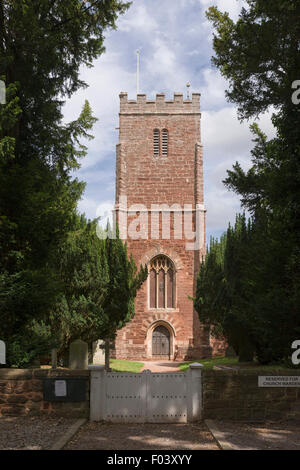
[198,0,300,364]
[101,226,148,370]
[0,1,130,365]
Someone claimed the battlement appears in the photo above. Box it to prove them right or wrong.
[119,92,200,114]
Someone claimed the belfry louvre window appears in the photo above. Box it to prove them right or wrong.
[153,129,160,156]
[162,129,168,157]
[149,255,175,309]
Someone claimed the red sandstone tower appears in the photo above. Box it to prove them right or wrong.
[114,91,211,361]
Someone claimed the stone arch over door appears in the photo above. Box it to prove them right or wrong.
[146,320,176,359]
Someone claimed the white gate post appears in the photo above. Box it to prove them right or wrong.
[89,365,106,421]
[144,369,151,422]
[187,362,203,422]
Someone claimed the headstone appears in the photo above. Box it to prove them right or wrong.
[91,340,105,364]
[51,348,57,369]
[0,340,6,364]
[69,339,88,370]
[225,345,237,358]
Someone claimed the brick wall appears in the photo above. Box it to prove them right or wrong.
[203,369,300,421]
[0,369,89,418]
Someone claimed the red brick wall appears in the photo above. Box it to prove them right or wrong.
[0,369,89,418]
[114,92,212,361]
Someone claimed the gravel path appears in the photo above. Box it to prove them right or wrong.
[65,422,219,450]
[213,420,300,450]
[0,416,78,450]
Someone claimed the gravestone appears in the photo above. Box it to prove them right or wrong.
[51,348,57,369]
[69,339,88,370]
[0,340,5,364]
[92,340,105,364]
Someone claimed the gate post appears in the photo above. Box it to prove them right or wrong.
[89,365,105,421]
[187,362,203,422]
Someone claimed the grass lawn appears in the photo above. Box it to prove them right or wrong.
[110,359,144,373]
[178,356,239,371]
[178,356,292,371]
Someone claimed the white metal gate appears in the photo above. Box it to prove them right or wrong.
[89,364,203,423]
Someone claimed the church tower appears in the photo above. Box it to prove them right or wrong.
[114,91,211,360]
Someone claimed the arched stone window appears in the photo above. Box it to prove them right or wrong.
[149,255,175,309]
[153,129,160,156]
[162,129,168,157]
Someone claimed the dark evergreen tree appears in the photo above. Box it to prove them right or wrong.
[0,1,130,366]
[102,226,148,370]
[198,0,300,364]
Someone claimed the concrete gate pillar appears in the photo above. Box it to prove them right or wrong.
[187,362,203,422]
[89,365,105,421]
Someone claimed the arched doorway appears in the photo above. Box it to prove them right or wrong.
[152,325,170,357]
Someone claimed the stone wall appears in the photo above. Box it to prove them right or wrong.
[203,369,300,421]
[0,369,89,418]
[2,367,299,421]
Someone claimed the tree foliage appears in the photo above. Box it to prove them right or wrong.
[0,1,131,366]
[196,0,300,364]
[51,220,147,367]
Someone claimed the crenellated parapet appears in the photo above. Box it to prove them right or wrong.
[119,92,201,114]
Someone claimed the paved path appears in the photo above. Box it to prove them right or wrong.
[65,422,219,450]
[208,420,300,450]
[140,361,182,372]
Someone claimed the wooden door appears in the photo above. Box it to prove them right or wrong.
[152,326,170,356]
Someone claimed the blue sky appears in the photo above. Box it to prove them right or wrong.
[63,0,275,242]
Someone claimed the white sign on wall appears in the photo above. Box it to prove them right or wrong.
[258,376,300,387]
[0,340,5,364]
[54,380,67,397]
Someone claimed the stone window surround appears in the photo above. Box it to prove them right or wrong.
[148,254,176,310]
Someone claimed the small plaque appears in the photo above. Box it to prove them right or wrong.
[55,380,67,397]
[43,378,86,402]
[258,376,300,387]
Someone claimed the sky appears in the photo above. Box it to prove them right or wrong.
[63,0,276,242]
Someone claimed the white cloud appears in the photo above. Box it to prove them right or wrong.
[205,187,241,233]
[76,168,115,184]
[202,106,276,164]
[77,197,114,223]
[77,197,100,220]
[198,0,246,21]
[117,4,158,33]
[144,38,188,92]
[63,0,274,240]
[200,68,228,110]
